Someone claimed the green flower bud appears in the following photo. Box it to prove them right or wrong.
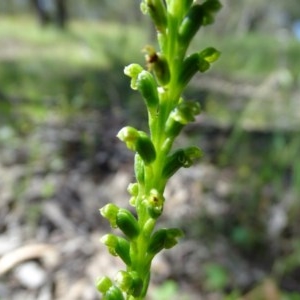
[198,57,210,72]
[101,234,119,256]
[136,70,159,110]
[96,276,112,293]
[171,101,201,124]
[117,126,139,151]
[117,128,155,165]
[179,52,213,88]
[201,0,222,26]
[199,47,221,63]
[202,0,222,13]
[147,228,183,255]
[145,189,164,219]
[142,0,167,32]
[100,203,120,228]
[124,64,144,90]
[127,182,139,196]
[103,285,124,300]
[134,154,145,184]
[101,234,131,266]
[135,132,156,165]
[116,209,140,239]
[162,146,203,179]
[165,101,200,138]
[164,228,184,249]
[129,272,143,297]
[147,228,166,255]
[116,237,131,266]
[115,270,133,293]
[127,183,139,206]
[115,271,143,297]
[179,4,205,45]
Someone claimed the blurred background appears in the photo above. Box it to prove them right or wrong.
[0,0,300,299]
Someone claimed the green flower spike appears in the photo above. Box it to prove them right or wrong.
[98,0,221,298]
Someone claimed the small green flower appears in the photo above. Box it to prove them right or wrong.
[117,127,156,165]
[147,228,184,255]
[100,203,120,228]
[200,47,221,63]
[141,0,167,32]
[124,64,144,90]
[101,234,131,266]
[103,286,125,300]
[96,276,112,293]
[116,209,140,239]
[162,146,203,179]
[145,189,165,219]
[116,271,143,297]
[136,70,159,110]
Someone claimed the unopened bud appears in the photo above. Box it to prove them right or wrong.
[142,0,167,32]
[124,64,144,90]
[135,132,156,165]
[101,234,131,266]
[199,47,221,63]
[165,100,200,138]
[116,209,140,240]
[115,271,143,297]
[117,127,156,165]
[103,285,124,300]
[127,182,139,196]
[117,126,139,151]
[179,4,205,45]
[136,70,159,110]
[147,228,183,255]
[96,276,112,293]
[162,146,203,179]
[100,203,120,228]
